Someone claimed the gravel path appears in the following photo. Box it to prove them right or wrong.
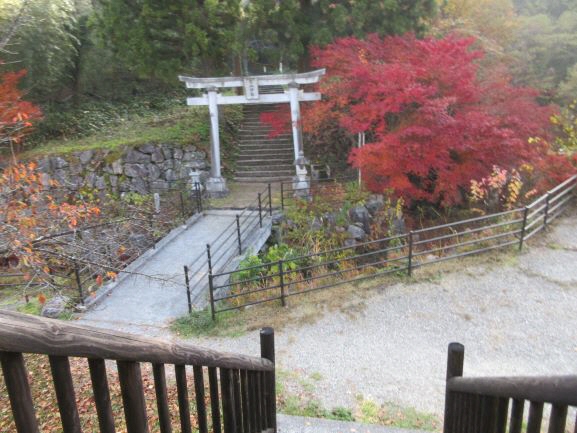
[192,208,577,416]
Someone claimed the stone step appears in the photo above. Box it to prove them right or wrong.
[239,135,292,141]
[238,144,293,150]
[239,141,292,147]
[277,414,428,433]
[235,169,294,178]
[236,158,293,166]
[233,175,293,183]
[236,164,294,172]
[237,152,294,160]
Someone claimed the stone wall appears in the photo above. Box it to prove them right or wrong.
[35,143,208,194]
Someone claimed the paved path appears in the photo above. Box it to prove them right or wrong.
[80,209,270,335]
[196,208,577,418]
[278,414,424,433]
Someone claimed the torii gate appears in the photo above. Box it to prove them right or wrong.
[179,69,325,195]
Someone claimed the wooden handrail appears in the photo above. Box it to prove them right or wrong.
[0,310,273,371]
[448,375,577,406]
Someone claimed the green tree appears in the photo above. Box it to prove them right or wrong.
[243,0,437,73]
[0,0,80,100]
[95,0,241,80]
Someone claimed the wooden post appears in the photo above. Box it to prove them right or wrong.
[519,207,529,251]
[184,265,192,314]
[443,342,464,433]
[88,358,117,433]
[151,363,172,433]
[117,361,150,433]
[260,328,276,432]
[0,351,40,433]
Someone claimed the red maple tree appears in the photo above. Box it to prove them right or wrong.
[286,34,573,206]
[0,68,42,157]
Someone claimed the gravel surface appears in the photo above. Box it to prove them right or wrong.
[193,208,577,416]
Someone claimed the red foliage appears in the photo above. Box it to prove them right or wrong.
[303,34,573,206]
[259,106,292,138]
[0,68,42,149]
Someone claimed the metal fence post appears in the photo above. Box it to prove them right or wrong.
[280,183,284,210]
[544,192,551,228]
[195,182,203,213]
[519,206,529,251]
[407,231,414,276]
[184,265,192,314]
[179,191,186,221]
[73,260,84,305]
[258,193,263,228]
[236,215,242,254]
[268,183,273,216]
[443,343,465,433]
[149,211,155,249]
[278,260,286,307]
[260,328,276,432]
[206,244,216,321]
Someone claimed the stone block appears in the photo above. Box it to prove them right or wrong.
[124,163,149,178]
[124,149,150,164]
[78,150,94,165]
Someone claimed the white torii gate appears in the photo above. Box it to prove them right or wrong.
[179,69,325,195]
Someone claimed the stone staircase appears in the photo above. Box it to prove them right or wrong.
[235,88,295,182]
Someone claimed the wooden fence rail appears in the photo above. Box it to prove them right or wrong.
[443,343,577,433]
[0,310,276,433]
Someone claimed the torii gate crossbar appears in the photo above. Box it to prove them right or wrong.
[179,69,325,195]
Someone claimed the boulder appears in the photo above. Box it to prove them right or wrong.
[51,157,69,169]
[164,169,178,182]
[349,205,371,232]
[95,176,107,190]
[365,194,385,216]
[111,159,123,175]
[161,145,173,160]
[130,177,148,194]
[124,149,150,164]
[78,150,94,165]
[151,148,164,163]
[138,143,156,154]
[173,148,184,160]
[124,163,149,178]
[347,224,366,241]
[41,295,71,318]
[148,164,161,181]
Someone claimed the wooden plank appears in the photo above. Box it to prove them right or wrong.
[249,371,258,433]
[152,363,172,433]
[0,351,40,433]
[547,404,568,433]
[48,355,82,433]
[193,365,208,433]
[508,399,524,433]
[220,368,236,433]
[240,370,250,433]
[208,367,222,433]
[117,361,149,433]
[176,365,193,433]
[232,370,243,433]
[88,358,116,433]
[526,401,544,433]
[447,376,577,406]
[0,311,273,371]
[496,397,509,433]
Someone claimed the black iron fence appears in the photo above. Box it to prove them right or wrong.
[207,174,577,318]
[0,182,204,307]
[184,184,273,314]
[443,343,577,433]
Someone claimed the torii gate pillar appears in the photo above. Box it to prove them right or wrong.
[179,69,325,197]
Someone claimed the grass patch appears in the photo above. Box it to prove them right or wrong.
[171,309,247,338]
[16,299,42,315]
[355,397,440,431]
[23,106,211,157]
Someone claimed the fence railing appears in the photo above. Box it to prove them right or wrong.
[443,343,577,433]
[0,182,204,307]
[0,310,276,433]
[184,184,273,314]
[208,174,577,318]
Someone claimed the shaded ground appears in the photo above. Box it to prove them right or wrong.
[192,208,577,417]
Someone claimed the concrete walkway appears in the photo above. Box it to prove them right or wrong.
[80,209,271,335]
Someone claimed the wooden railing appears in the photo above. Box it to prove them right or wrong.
[443,343,577,433]
[0,310,276,433]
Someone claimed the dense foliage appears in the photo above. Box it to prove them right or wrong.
[304,34,572,206]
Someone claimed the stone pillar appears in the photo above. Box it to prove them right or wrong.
[206,86,227,196]
[288,82,302,162]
